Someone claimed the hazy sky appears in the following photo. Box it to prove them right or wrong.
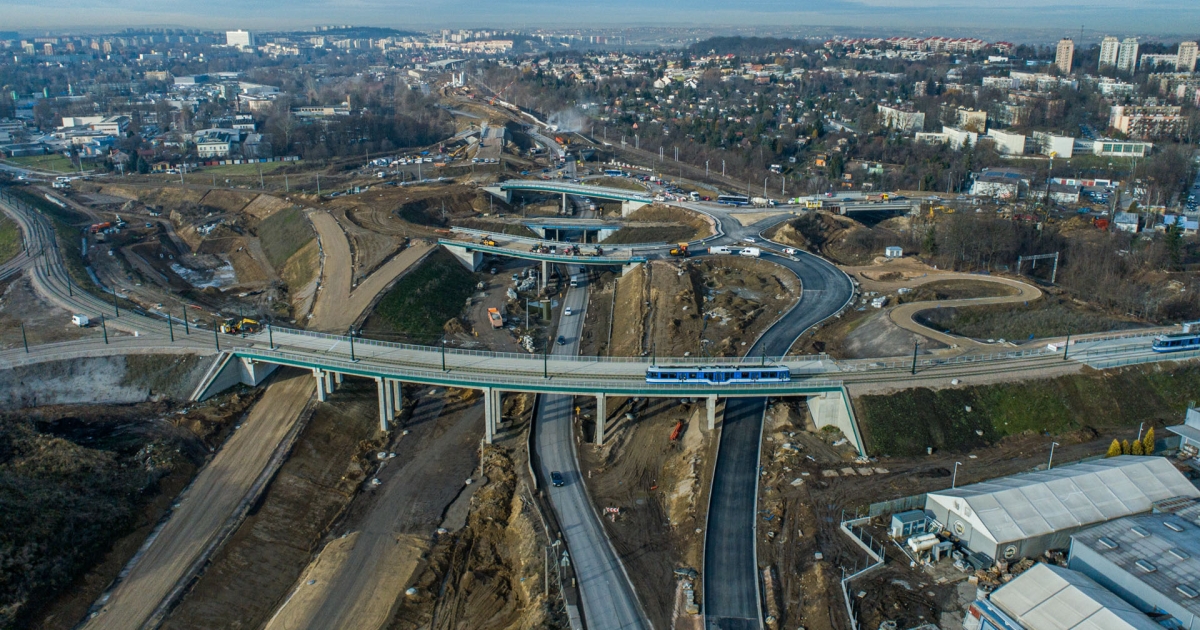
[6,0,1200,37]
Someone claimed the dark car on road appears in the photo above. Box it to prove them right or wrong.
[550,471,565,487]
[557,335,567,345]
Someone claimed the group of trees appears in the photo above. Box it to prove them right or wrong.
[1106,427,1156,456]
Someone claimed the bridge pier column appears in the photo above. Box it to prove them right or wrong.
[707,395,718,430]
[562,192,567,215]
[324,370,334,395]
[391,379,402,416]
[483,387,500,444]
[595,393,607,445]
[376,377,390,432]
[335,372,343,386]
[540,260,548,292]
[314,368,327,402]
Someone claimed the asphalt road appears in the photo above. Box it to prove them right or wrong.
[536,191,648,630]
[703,217,854,629]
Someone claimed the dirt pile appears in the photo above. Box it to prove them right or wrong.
[162,380,381,630]
[768,212,891,265]
[577,399,714,629]
[694,257,800,356]
[387,447,560,630]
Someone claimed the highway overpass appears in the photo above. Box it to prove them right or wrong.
[484,179,654,215]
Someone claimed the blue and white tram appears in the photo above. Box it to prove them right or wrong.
[1152,331,1200,353]
[645,365,791,384]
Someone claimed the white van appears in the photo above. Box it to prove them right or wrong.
[739,247,761,258]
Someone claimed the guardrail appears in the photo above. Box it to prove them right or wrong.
[235,346,845,394]
[258,324,829,367]
[1088,349,1200,369]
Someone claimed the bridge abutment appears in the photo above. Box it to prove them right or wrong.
[446,246,483,272]
[620,200,648,217]
[806,389,865,456]
[595,393,607,445]
[707,395,718,430]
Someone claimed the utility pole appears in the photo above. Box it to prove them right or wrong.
[349,329,356,361]
[544,337,549,379]
[1063,330,1071,360]
[268,319,274,349]
[101,315,108,344]
[442,337,447,372]
[21,323,28,353]
[1048,442,1060,469]
[213,318,220,351]
[911,341,920,375]
[316,173,321,196]
[111,288,119,317]
[182,308,189,335]
[168,314,174,342]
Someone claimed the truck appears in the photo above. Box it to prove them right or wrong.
[669,243,690,257]
[487,307,504,329]
[751,197,776,208]
[708,245,733,255]
[71,314,90,327]
[569,274,585,288]
[739,247,761,258]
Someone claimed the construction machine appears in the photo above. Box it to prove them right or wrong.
[669,243,690,257]
[220,317,261,335]
[480,235,498,247]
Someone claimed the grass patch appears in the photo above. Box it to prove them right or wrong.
[257,206,315,270]
[604,225,697,244]
[6,186,88,224]
[457,218,538,238]
[915,295,1144,341]
[589,176,647,192]
[857,363,1200,457]
[0,217,21,265]
[368,248,476,341]
[4,154,77,173]
[899,279,1017,303]
[280,239,319,290]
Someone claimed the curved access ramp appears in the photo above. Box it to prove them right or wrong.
[703,234,855,628]
[885,273,1043,349]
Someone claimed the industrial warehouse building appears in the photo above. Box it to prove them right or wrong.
[966,562,1161,630]
[926,456,1199,562]
[1069,504,1200,629]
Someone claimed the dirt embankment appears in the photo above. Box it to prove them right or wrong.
[767,211,895,266]
[755,402,860,630]
[386,447,561,630]
[608,258,800,358]
[12,391,260,630]
[0,354,212,409]
[603,205,714,245]
[577,398,715,629]
[161,379,382,630]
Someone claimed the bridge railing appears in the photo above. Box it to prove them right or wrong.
[258,324,829,367]
[437,239,649,263]
[236,346,845,392]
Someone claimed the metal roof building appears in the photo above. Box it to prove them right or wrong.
[1069,504,1200,630]
[926,456,1199,562]
[978,563,1162,630]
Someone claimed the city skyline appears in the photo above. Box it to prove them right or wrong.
[4,0,1200,36]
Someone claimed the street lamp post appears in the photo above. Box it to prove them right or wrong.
[1048,442,1060,470]
[952,461,962,488]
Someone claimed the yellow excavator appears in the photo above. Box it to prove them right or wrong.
[220,317,261,335]
[669,243,690,257]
